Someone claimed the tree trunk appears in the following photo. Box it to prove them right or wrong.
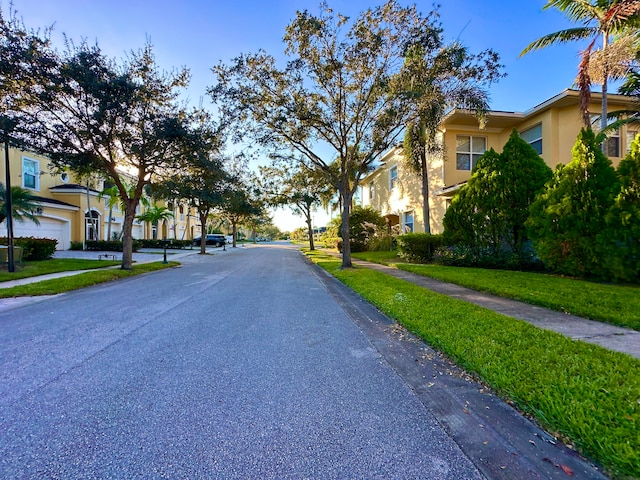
[106,204,113,241]
[421,150,431,234]
[121,200,137,270]
[198,209,208,254]
[231,220,238,248]
[340,187,353,268]
[600,31,609,135]
[306,216,315,250]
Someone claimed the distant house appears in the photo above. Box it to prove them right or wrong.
[361,89,638,234]
[0,147,203,249]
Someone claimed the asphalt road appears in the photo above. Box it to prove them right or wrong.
[0,244,484,479]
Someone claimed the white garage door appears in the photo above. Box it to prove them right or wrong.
[9,217,70,250]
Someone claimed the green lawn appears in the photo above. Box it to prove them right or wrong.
[0,258,121,282]
[351,251,640,331]
[307,249,640,479]
[0,261,179,298]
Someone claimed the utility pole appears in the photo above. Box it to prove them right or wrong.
[2,119,16,272]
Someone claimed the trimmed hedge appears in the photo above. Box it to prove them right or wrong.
[137,239,191,249]
[397,233,443,263]
[85,240,140,252]
[0,236,57,260]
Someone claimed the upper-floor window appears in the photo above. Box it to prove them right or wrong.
[368,182,375,200]
[389,165,398,189]
[22,157,40,191]
[591,114,620,157]
[456,136,486,170]
[627,130,638,153]
[520,124,542,155]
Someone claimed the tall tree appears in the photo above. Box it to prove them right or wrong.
[210,1,440,268]
[150,113,229,254]
[15,42,195,269]
[400,41,503,234]
[521,0,640,127]
[259,164,332,250]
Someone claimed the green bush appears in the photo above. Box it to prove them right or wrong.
[397,233,443,263]
[137,239,190,249]
[69,241,84,251]
[527,129,619,278]
[432,244,545,271]
[85,240,140,252]
[367,234,396,252]
[0,236,57,260]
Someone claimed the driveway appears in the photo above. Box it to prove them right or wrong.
[0,244,484,479]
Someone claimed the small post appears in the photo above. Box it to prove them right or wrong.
[162,239,168,264]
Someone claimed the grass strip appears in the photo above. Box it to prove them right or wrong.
[0,262,179,298]
[0,258,121,282]
[308,250,640,479]
[351,251,640,331]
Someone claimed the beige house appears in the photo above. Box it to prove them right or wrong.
[361,89,638,234]
[0,147,202,249]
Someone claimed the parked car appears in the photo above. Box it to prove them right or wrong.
[192,234,227,247]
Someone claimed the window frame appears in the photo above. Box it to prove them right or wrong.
[455,136,486,171]
[389,165,398,190]
[520,124,542,155]
[22,156,40,191]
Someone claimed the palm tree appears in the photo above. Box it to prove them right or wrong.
[0,182,40,226]
[521,0,640,128]
[400,42,502,233]
[135,205,174,239]
[99,183,149,241]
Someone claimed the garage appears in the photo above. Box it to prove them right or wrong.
[8,216,71,250]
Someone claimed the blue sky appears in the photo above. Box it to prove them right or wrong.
[6,0,601,230]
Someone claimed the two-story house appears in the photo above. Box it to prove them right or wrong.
[0,146,203,249]
[361,89,638,234]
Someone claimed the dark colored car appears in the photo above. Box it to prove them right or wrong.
[192,234,227,247]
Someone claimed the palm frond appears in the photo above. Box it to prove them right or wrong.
[520,27,595,56]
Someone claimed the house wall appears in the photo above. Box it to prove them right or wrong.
[362,90,639,236]
[1,146,202,248]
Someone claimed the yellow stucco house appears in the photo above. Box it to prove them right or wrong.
[361,89,638,234]
[0,147,202,249]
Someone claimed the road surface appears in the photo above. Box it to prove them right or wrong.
[0,244,485,479]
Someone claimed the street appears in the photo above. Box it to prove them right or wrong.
[0,244,483,479]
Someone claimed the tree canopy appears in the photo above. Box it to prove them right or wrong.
[211,0,444,267]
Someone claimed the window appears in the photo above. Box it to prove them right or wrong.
[179,205,184,221]
[627,130,639,153]
[403,211,414,233]
[456,136,486,170]
[389,165,398,189]
[591,115,620,157]
[369,182,375,200]
[22,157,40,190]
[520,124,542,154]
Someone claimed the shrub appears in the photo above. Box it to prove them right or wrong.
[598,135,640,283]
[433,244,545,271]
[397,233,443,263]
[443,130,552,257]
[349,206,387,247]
[527,129,619,278]
[85,240,140,252]
[0,236,57,260]
[367,234,396,252]
[69,241,84,251]
[137,239,190,249]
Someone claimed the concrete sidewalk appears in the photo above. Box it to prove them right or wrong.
[351,258,640,360]
[0,245,245,289]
